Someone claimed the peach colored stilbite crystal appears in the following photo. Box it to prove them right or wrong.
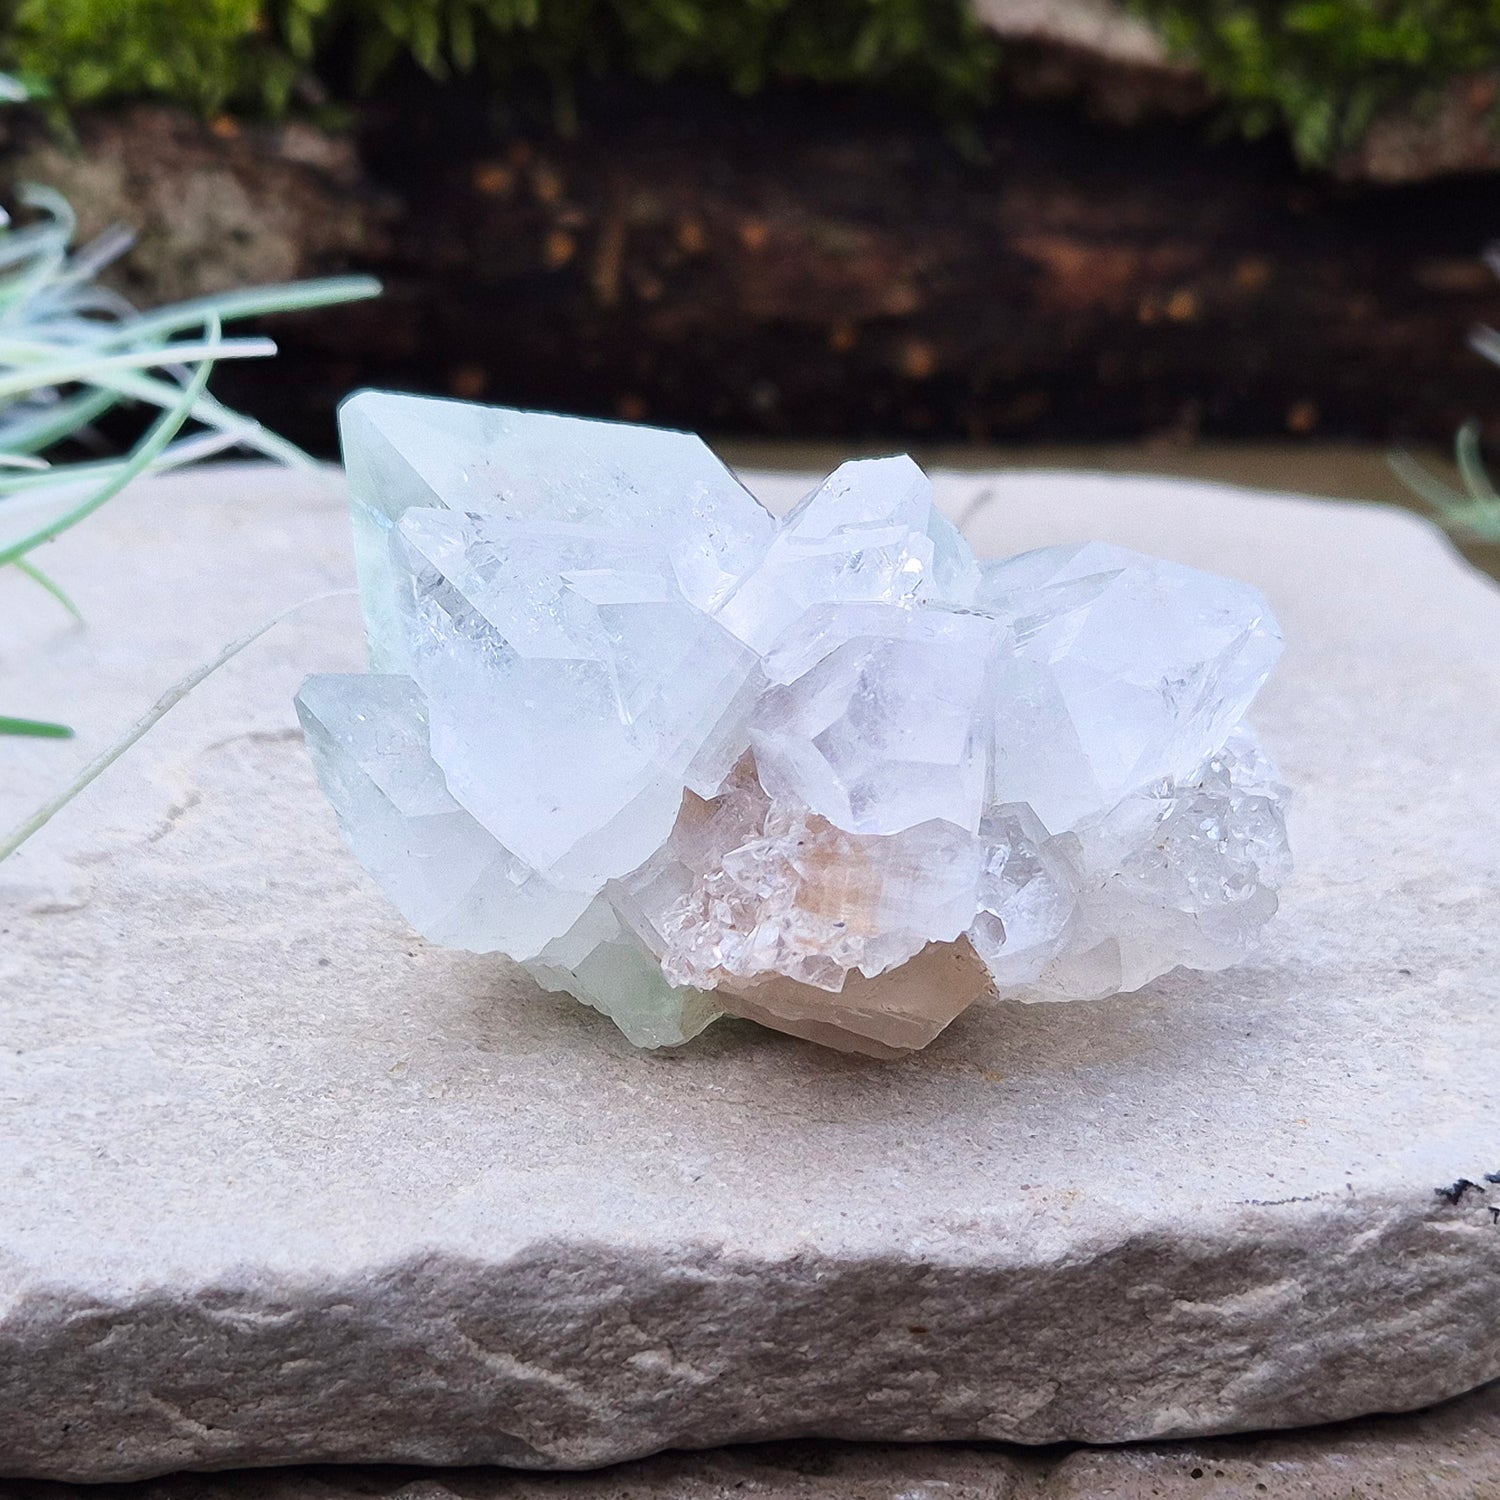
[717,939,996,1058]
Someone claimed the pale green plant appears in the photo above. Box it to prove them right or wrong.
[0,588,354,861]
[1391,417,1500,544]
[0,178,377,739]
[1392,246,1500,545]
[0,70,378,867]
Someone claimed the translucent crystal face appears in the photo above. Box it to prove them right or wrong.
[299,395,1292,1055]
[978,541,1283,830]
[340,392,774,672]
[392,507,758,883]
[751,604,997,838]
[293,674,591,959]
[713,455,979,652]
[611,753,985,995]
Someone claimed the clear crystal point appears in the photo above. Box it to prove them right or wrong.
[341,392,774,671]
[714,455,973,652]
[979,540,1284,831]
[302,396,1293,1054]
[391,506,759,884]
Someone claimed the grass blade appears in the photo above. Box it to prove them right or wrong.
[0,589,355,861]
[0,333,273,402]
[1388,449,1467,517]
[14,556,82,619]
[0,386,122,455]
[102,275,381,349]
[0,318,217,567]
[0,714,73,738]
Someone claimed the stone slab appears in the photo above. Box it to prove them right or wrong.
[1,463,1498,1481]
[4,1378,1499,1499]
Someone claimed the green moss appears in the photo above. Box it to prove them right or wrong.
[5,0,1498,164]
[6,0,294,112]
[2,0,997,120]
[1131,0,1500,163]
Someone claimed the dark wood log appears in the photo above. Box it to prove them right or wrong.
[9,81,1500,454]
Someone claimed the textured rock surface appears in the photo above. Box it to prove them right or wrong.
[977,0,1175,69]
[1331,73,1500,184]
[3,1379,1499,1498]
[973,0,1210,122]
[0,106,386,303]
[2,464,1498,1481]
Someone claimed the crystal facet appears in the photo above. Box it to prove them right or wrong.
[300,395,1292,1055]
[391,506,758,883]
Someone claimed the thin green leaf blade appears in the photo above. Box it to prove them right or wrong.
[0,714,73,738]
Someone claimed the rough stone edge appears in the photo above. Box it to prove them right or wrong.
[3,1381,1500,1500]
[3,1192,1497,1481]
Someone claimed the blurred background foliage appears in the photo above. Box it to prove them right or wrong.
[1,0,997,125]
[3,0,1498,163]
[1133,0,1500,162]
[1,1,1497,531]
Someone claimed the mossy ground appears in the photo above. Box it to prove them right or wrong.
[1132,0,1500,163]
[4,1,1498,165]
[2,1,996,122]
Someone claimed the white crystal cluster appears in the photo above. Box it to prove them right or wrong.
[298,393,1292,1055]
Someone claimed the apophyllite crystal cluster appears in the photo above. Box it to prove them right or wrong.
[297,393,1292,1056]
